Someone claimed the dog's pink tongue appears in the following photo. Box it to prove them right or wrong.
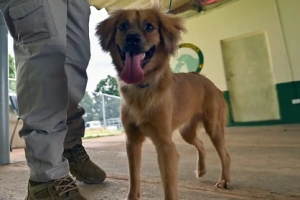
[120,52,144,84]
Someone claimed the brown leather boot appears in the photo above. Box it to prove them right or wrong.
[25,176,86,200]
[63,144,106,184]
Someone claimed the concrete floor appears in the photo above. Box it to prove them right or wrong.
[1,125,300,200]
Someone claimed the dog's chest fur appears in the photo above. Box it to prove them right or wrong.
[120,84,172,125]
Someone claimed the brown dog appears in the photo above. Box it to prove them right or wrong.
[96,6,231,200]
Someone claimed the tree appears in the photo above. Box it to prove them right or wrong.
[79,75,121,124]
[95,75,119,96]
[9,54,16,79]
[90,93,121,124]
[80,92,94,121]
[92,92,104,121]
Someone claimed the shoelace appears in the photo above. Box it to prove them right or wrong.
[53,176,79,197]
[74,145,89,163]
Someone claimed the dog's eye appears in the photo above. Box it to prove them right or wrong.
[119,23,128,31]
[144,23,154,32]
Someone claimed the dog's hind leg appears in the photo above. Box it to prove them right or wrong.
[124,124,145,200]
[203,114,231,189]
[179,116,206,178]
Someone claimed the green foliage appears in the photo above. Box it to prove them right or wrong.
[80,92,121,123]
[8,55,17,93]
[80,92,94,122]
[9,54,16,79]
[95,75,119,96]
[80,75,121,125]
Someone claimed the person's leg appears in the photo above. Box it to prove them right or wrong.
[64,0,91,149]
[1,0,86,199]
[3,0,69,182]
[62,0,106,184]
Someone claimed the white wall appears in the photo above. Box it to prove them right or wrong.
[175,0,298,91]
[276,0,300,81]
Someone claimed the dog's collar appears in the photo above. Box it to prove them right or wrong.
[135,82,150,88]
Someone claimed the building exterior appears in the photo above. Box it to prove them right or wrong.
[171,0,300,126]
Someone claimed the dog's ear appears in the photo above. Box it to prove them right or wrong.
[96,11,121,52]
[158,12,186,54]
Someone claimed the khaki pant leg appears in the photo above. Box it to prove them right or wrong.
[64,0,91,149]
[2,0,70,182]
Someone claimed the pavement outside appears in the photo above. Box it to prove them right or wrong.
[1,124,300,200]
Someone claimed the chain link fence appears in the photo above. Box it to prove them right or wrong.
[8,80,122,133]
[80,92,122,131]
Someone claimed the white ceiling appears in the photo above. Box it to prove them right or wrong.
[89,0,189,12]
[88,0,238,18]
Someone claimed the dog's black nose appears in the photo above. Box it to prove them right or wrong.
[125,34,141,45]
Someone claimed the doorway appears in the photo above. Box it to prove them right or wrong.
[221,32,280,122]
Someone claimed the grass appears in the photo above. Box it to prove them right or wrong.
[83,128,124,139]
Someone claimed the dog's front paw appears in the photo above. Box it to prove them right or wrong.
[215,180,231,189]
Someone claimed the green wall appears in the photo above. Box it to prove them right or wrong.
[224,81,300,126]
